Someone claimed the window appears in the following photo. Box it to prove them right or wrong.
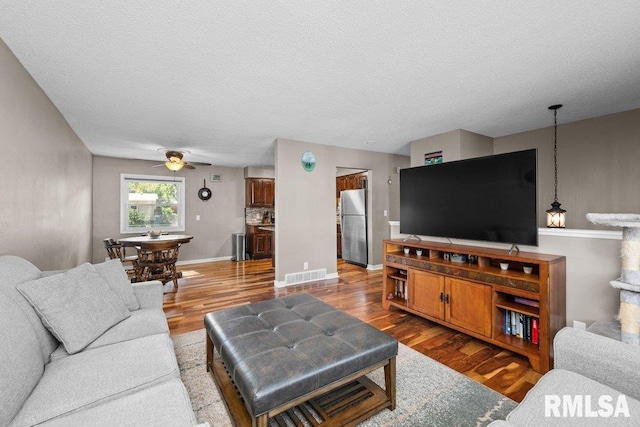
[120,174,185,233]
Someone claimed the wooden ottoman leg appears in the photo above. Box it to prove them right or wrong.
[254,413,269,427]
[384,356,397,411]
[206,332,213,372]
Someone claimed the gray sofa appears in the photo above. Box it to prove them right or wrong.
[0,255,203,427]
[491,326,640,426]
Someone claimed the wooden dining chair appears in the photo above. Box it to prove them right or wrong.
[103,238,138,281]
[134,241,182,289]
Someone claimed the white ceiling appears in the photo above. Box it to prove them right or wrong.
[2,1,640,167]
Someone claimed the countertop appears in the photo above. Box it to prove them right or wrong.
[258,226,275,232]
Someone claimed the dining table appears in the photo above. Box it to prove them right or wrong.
[117,234,194,285]
[117,234,194,247]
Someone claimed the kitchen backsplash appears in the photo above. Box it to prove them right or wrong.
[246,207,274,224]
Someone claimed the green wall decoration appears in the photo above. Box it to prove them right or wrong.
[301,151,316,172]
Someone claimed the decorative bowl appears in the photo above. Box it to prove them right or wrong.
[147,231,162,239]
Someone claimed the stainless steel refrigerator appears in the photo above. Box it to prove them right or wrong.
[340,189,368,266]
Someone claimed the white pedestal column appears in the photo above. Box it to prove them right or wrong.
[587,214,640,345]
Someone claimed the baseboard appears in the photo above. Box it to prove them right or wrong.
[367,264,383,271]
[176,256,232,266]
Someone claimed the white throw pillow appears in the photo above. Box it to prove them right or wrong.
[17,263,131,354]
[93,259,140,311]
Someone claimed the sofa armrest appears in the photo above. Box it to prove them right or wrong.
[554,326,640,400]
[131,280,164,309]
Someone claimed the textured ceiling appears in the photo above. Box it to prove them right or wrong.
[2,1,640,167]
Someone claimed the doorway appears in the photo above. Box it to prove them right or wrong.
[336,168,370,267]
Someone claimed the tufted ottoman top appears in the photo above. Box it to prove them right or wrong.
[204,293,398,417]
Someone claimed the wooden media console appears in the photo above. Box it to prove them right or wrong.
[382,239,566,373]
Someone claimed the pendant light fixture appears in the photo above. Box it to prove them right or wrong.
[546,104,566,228]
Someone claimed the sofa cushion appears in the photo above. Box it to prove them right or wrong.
[0,290,45,426]
[0,255,59,362]
[131,280,164,309]
[17,263,131,354]
[49,308,169,360]
[12,333,180,426]
[38,379,197,427]
[93,259,140,311]
[506,369,640,426]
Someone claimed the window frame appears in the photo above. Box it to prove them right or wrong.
[120,174,186,234]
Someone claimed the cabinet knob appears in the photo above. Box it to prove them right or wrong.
[439,292,444,302]
[444,294,450,304]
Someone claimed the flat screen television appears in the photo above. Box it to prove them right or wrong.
[400,149,538,246]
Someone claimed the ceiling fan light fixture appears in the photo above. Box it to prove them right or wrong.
[165,161,184,172]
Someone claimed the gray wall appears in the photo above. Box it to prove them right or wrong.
[274,138,409,283]
[403,108,640,325]
[92,156,245,264]
[0,38,93,270]
[495,108,640,229]
[410,129,493,167]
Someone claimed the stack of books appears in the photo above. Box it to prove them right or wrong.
[504,310,539,345]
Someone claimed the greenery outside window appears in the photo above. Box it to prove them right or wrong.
[120,174,185,233]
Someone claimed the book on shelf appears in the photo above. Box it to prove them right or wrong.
[513,296,539,308]
[532,318,539,345]
[505,310,511,335]
[524,315,531,341]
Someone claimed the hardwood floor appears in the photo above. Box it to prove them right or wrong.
[164,258,541,402]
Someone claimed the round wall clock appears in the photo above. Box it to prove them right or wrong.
[301,151,316,172]
[198,179,212,201]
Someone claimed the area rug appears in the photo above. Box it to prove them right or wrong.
[173,330,516,426]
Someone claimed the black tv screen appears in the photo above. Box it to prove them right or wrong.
[400,149,538,246]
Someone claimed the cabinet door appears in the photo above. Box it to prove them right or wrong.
[409,270,445,320]
[445,278,492,337]
[246,179,275,207]
[246,179,261,206]
[254,233,269,258]
[263,179,275,207]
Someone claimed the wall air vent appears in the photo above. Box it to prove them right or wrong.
[285,268,327,286]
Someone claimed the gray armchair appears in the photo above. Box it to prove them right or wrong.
[490,327,640,426]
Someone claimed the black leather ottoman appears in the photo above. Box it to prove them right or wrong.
[204,293,398,427]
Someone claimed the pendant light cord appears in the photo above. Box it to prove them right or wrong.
[553,108,558,202]
[548,104,562,203]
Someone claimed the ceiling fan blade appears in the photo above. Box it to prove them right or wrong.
[183,163,196,169]
[151,163,166,168]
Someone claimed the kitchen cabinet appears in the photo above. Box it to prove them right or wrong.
[335,172,367,198]
[246,178,275,207]
[246,225,273,259]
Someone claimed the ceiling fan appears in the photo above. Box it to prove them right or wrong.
[153,150,211,171]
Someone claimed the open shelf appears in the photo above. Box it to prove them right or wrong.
[495,300,540,317]
[494,333,540,353]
